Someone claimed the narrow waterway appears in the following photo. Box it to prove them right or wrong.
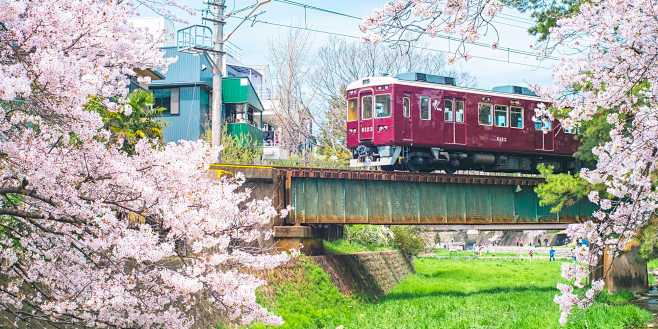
[634,282,658,327]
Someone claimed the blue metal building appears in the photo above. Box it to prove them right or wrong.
[149,47,265,143]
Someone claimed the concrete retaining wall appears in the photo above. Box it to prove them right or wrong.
[603,245,648,293]
[312,251,413,297]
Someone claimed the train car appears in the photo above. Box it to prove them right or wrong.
[346,72,579,173]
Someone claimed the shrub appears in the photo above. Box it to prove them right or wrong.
[204,128,263,164]
[390,226,424,257]
[344,225,393,248]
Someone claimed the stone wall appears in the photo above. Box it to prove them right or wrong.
[603,245,648,293]
[312,251,413,297]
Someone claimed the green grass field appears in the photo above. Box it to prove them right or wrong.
[249,256,651,329]
[322,240,394,255]
[434,248,521,257]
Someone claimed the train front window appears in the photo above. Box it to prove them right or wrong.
[478,103,492,125]
[444,99,453,122]
[403,96,410,118]
[456,100,464,123]
[361,95,373,119]
[510,106,523,128]
[420,96,431,120]
[347,99,358,122]
[375,94,391,118]
[495,105,508,127]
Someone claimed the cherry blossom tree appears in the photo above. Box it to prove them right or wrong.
[0,0,287,327]
[364,0,657,325]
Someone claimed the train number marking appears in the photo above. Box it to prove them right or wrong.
[496,136,508,143]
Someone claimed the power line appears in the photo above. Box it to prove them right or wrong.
[273,0,534,30]
[272,0,361,20]
[227,15,554,70]
[269,0,552,60]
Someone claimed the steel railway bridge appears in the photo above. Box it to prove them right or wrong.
[210,164,593,231]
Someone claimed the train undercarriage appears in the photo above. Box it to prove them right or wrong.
[350,144,577,174]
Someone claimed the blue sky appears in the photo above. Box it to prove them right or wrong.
[137,0,557,89]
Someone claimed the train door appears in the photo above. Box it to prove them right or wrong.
[400,95,412,141]
[442,98,466,144]
[454,99,466,144]
[534,119,555,151]
[358,90,374,141]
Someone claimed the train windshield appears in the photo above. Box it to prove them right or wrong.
[347,99,358,121]
[361,95,373,119]
[375,95,391,117]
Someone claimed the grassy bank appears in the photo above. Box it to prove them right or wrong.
[322,240,394,255]
[250,256,651,329]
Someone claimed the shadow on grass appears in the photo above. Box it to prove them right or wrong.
[382,286,556,302]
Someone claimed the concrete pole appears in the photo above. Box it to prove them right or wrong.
[211,0,226,161]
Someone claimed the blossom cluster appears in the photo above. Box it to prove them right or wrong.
[0,0,287,327]
[359,0,503,59]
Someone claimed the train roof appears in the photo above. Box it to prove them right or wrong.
[346,75,546,102]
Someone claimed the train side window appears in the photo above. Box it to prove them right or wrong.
[361,95,373,119]
[478,103,492,126]
[347,99,358,122]
[455,100,464,123]
[444,99,453,122]
[420,96,431,120]
[534,119,553,130]
[402,96,410,118]
[375,94,391,118]
[494,105,508,127]
[510,106,523,129]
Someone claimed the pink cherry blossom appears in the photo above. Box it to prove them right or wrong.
[0,0,289,327]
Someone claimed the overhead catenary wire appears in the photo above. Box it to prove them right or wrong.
[268,0,556,61]
[273,0,534,31]
[227,15,554,70]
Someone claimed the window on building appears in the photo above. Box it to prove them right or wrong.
[510,106,523,129]
[495,105,508,127]
[420,96,431,120]
[375,94,391,118]
[347,99,358,121]
[455,100,464,123]
[403,96,410,118]
[361,95,373,119]
[478,103,492,125]
[444,99,453,122]
[153,88,180,115]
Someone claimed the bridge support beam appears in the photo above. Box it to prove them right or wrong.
[273,225,323,255]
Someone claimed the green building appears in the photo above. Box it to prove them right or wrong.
[149,47,265,144]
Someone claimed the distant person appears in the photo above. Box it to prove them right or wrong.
[544,238,550,247]
[549,247,556,261]
[528,248,534,261]
[571,248,577,262]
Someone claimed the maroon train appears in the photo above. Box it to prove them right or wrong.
[346,72,579,173]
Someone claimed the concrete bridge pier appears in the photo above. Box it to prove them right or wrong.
[273,225,324,255]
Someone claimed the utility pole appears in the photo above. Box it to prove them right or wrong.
[203,0,270,162]
[207,0,226,159]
